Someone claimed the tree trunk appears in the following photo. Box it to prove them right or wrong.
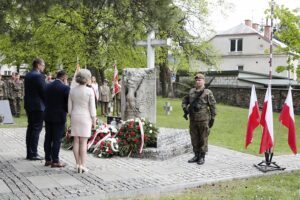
[98,69,105,84]
[159,62,172,97]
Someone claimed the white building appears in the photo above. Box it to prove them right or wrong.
[0,64,28,76]
[193,20,298,80]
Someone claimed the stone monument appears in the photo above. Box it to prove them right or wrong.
[0,100,14,124]
[119,30,191,160]
[121,68,156,123]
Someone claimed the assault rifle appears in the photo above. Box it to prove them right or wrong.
[183,76,215,120]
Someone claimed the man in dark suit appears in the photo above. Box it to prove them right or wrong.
[44,70,70,168]
[24,58,46,160]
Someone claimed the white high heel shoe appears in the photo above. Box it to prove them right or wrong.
[76,165,80,173]
[79,165,89,173]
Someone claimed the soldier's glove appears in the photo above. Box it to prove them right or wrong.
[183,107,189,120]
[209,118,214,128]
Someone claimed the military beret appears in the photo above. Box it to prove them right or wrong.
[194,73,205,80]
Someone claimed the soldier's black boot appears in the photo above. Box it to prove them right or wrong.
[188,152,199,163]
[197,153,205,165]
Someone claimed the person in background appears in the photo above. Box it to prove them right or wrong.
[91,76,99,103]
[7,72,16,116]
[12,73,24,117]
[44,70,70,168]
[0,75,6,100]
[68,69,96,173]
[99,79,110,116]
[24,58,46,160]
[87,77,98,109]
[45,72,53,84]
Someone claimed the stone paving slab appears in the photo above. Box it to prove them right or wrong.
[0,179,11,194]
[0,128,299,199]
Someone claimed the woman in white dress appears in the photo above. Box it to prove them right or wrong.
[68,69,96,173]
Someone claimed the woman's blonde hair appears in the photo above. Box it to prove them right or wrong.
[75,69,91,85]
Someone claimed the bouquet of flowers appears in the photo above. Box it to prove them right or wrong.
[117,118,158,157]
[94,138,119,158]
[87,124,118,153]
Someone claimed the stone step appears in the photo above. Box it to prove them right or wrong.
[133,128,192,160]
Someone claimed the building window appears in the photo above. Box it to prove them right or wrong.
[4,71,11,75]
[238,65,244,71]
[230,39,243,52]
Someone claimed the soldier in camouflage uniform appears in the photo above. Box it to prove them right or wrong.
[11,73,24,117]
[0,75,6,100]
[7,72,16,116]
[182,73,216,165]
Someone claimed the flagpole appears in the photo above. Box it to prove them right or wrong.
[267,0,274,160]
[254,0,285,172]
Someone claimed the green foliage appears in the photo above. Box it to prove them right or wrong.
[267,5,300,79]
[0,0,226,79]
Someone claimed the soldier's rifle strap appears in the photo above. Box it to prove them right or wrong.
[189,89,204,108]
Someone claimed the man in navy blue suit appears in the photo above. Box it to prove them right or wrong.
[44,70,70,168]
[24,58,46,160]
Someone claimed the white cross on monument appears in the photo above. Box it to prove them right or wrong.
[135,30,172,68]
[134,30,171,123]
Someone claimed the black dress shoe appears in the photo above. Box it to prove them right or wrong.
[45,161,52,166]
[28,155,44,161]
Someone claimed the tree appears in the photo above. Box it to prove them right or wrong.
[272,5,300,79]
[0,0,225,88]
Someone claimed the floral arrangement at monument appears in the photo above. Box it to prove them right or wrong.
[87,124,118,153]
[94,138,119,158]
[117,118,158,157]
[62,117,158,158]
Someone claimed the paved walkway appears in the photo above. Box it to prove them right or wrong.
[0,128,299,200]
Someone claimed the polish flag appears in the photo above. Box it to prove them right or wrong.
[279,86,297,154]
[112,64,121,94]
[259,85,274,154]
[245,85,260,148]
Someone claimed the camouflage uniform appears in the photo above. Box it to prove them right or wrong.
[182,75,216,165]
[11,79,24,117]
[7,78,16,115]
[0,79,6,100]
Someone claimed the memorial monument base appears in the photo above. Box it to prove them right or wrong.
[132,128,192,160]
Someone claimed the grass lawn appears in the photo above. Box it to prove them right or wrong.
[160,170,300,200]
[157,96,300,156]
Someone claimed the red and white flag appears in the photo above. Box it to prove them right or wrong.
[112,64,121,94]
[279,86,297,154]
[259,84,274,154]
[245,85,260,148]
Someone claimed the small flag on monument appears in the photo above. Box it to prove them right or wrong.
[279,86,297,154]
[259,84,274,154]
[112,64,121,95]
[71,58,81,89]
[245,85,260,148]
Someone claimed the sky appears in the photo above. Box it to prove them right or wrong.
[211,0,300,32]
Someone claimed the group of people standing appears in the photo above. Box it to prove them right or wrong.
[24,58,98,173]
[21,57,216,174]
[0,73,24,117]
